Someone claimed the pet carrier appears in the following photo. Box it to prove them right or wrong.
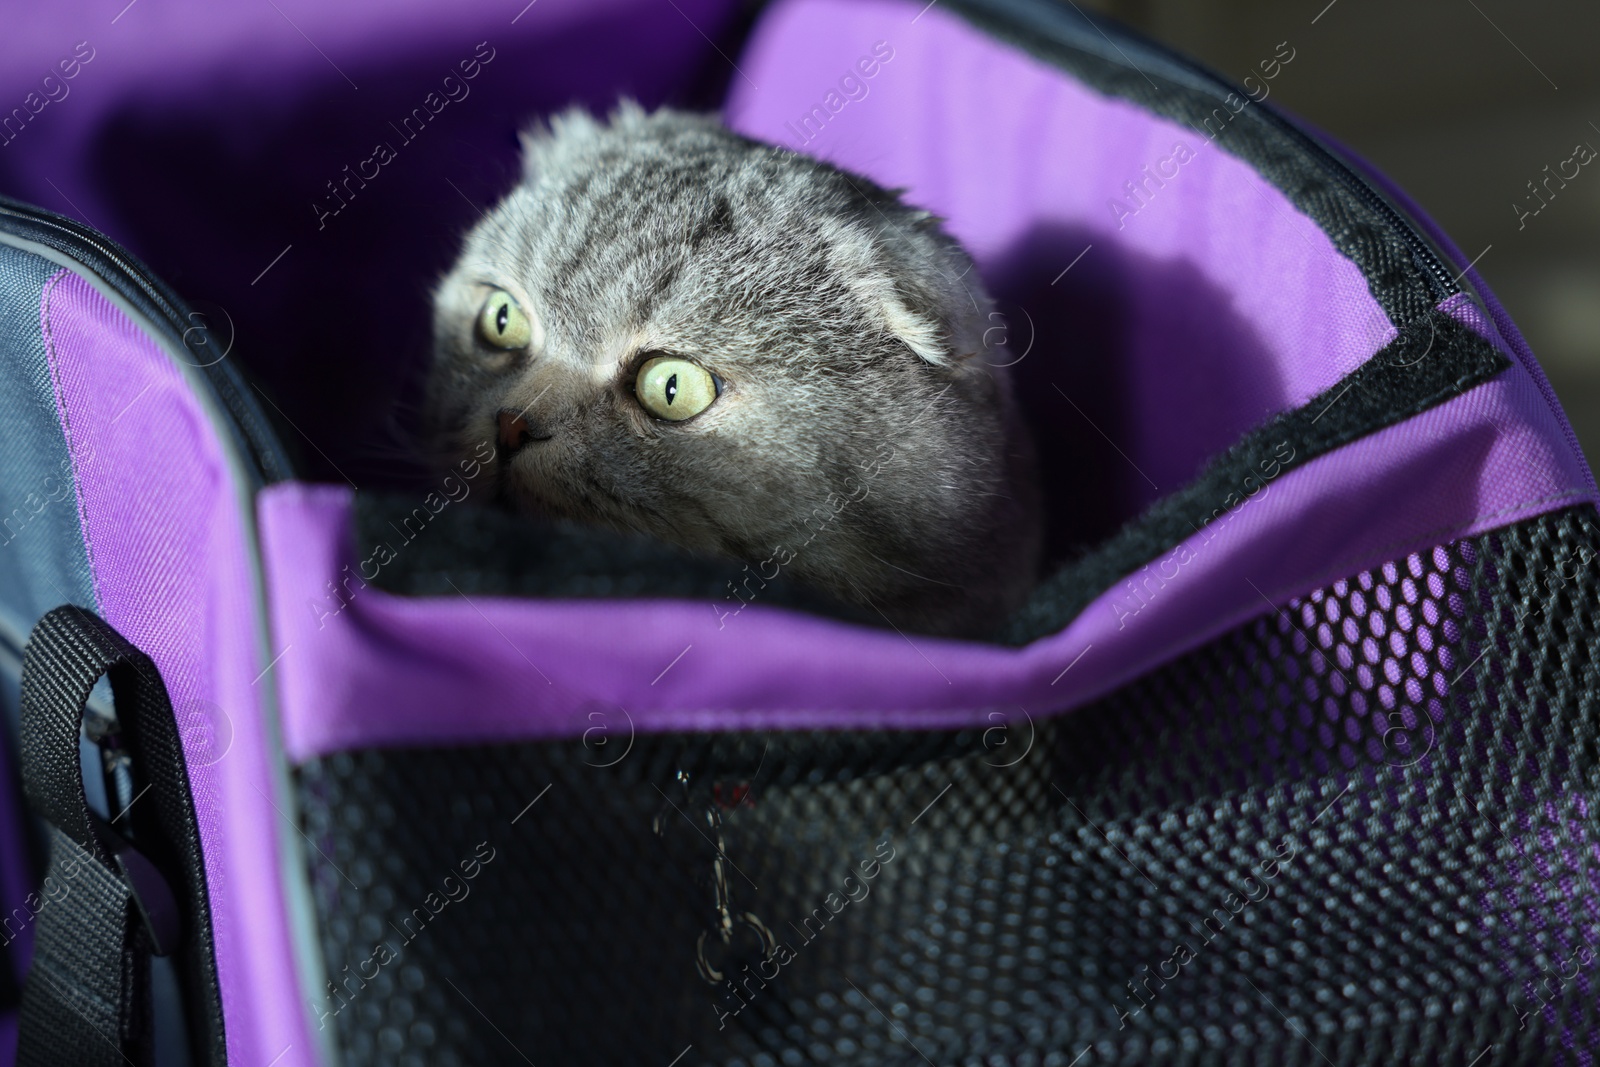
[0,0,1595,1064]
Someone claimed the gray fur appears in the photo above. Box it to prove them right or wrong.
[424,102,1041,637]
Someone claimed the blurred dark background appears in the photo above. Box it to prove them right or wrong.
[1083,0,1600,462]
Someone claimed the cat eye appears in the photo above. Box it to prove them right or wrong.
[477,288,533,350]
[635,356,718,421]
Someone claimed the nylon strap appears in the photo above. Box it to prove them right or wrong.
[17,605,171,1066]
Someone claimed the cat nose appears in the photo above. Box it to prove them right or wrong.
[496,408,549,456]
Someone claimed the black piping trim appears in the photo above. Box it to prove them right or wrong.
[997,308,1511,643]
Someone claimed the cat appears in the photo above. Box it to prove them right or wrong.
[424,101,1041,638]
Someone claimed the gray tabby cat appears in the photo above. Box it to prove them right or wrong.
[424,102,1041,638]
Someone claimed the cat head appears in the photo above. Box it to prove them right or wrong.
[425,103,1040,635]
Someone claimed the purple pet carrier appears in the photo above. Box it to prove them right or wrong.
[1,0,1596,1064]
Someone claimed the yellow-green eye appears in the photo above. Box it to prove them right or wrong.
[635,356,718,421]
[478,289,532,350]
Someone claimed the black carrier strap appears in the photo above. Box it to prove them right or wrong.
[19,828,151,1066]
[16,606,192,1067]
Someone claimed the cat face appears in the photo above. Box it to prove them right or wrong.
[425,104,1041,636]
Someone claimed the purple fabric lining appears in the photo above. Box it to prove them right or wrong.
[725,0,1400,513]
[259,318,1596,759]
[43,274,314,1065]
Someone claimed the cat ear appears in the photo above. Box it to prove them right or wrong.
[517,120,553,182]
[854,270,965,367]
[879,290,956,367]
[885,189,944,231]
[837,221,965,367]
[519,104,617,181]
[607,98,650,127]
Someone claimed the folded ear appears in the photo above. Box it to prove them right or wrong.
[830,206,975,368]
[878,288,957,367]
[840,261,964,368]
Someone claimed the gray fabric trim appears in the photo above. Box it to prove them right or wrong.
[0,245,100,732]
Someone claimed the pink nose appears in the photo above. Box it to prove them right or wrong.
[497,409,531,454]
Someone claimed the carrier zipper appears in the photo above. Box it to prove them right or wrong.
[1233,101,1461,301]
[0,195,294,485]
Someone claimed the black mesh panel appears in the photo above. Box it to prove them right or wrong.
[293,506,1600,1066]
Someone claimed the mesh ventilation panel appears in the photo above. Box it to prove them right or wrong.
[293,507,1600,1066]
